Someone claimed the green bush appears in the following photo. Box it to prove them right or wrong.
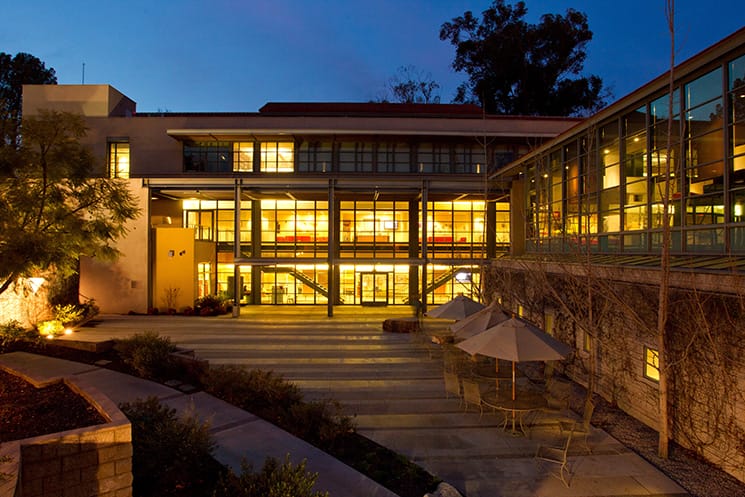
[204,365,303,417]
[119,397,223,497]
[213,455,329,497]
[194,295,229,316]
[0,320,41,352]
[287,399,355,447]
[114,331,178,380]
[53,304,84,326]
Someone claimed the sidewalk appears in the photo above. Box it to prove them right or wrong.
[0,351,397,497]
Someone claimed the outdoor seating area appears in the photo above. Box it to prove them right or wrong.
[425,296,599,487]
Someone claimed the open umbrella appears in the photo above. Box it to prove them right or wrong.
[449,303,511,340]
[426,295,484,320]
[456,316,571,401]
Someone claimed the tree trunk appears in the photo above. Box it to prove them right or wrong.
[657,0,675,459]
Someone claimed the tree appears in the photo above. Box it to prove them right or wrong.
[0,110,140,297]
[0,52,57,147]
[656,0,675,460]
[439,0,608,116]
[384,65,441,104]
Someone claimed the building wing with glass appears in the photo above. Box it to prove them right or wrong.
[21,86,577,314]
[499,28,745,258]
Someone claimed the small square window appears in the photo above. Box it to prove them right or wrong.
[644,346,660,382]
[583,332,592,353]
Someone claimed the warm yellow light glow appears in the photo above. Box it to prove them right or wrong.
[735,203,743,217]
[645,347,660,381]
[64,328,73,335]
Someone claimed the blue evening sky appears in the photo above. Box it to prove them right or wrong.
[2,0,742,112]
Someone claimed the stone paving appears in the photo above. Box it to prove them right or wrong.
[51,307,689,497]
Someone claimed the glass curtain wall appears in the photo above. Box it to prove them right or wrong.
[525,50,745,255]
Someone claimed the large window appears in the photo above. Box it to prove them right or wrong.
[338,142,374,172]
[377,142,411,173]
[297,141,333,172]
[261,199,328,257]
[108,141,130,178]
[184,141,232,172]
[260,142,294,172]
[339,201,409,258]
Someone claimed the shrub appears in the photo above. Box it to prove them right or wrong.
[36,319,64,338]
[114,331,178,380]
[213,455,329,497]
[0,321,41,352]
[204,365,303,417]
[194,295,228,316]
[53,304,84,326]
[119,397,222,497]
[287,399,355,447]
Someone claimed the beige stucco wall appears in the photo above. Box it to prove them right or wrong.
[79,179,150,314]
[153,227,196,312]
[22,84,135,118]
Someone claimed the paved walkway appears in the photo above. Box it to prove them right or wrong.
[9,308,689,497]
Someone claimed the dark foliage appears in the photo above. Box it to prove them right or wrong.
[440,0,608,116]
[119,397,223,497]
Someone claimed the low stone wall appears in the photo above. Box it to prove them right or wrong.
[0,377,132,497]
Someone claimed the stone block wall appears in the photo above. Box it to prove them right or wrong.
[0,379,132,497]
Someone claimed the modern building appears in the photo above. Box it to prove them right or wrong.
[21,85,578,315]
[489,27,745,481]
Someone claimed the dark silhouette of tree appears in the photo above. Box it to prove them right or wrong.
[439,0,608,116]
[0,52,57,147]
[382,65,441,104]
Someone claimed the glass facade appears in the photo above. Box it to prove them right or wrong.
[158,194,495,305]
[182,139,506,175]
[522,51,745,255]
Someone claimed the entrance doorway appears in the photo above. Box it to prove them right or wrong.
[359,272,388,306]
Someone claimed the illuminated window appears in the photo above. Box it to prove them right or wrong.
[233,142,253,172]
[644,346,660,381]
[583,332,592,352]
[261,142,294,172]
[108,141,130,178]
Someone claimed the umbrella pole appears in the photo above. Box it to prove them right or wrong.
[511,361,517,433]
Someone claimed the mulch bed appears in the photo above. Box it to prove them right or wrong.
[0,368,107,443]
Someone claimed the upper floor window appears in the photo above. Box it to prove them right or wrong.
[261,142,294,172]
[184,141,231,172]
[233,142,253,172]
[108,141,130,178]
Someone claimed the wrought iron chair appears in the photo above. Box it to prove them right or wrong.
[535,428,574,487]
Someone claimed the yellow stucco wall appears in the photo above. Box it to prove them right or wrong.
[153,227,196,312]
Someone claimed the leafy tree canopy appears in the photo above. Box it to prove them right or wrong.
[439,0,608,116]
[0,110,140,296]
[0,52,57,146]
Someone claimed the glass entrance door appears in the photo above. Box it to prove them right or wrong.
[359,272,388,305]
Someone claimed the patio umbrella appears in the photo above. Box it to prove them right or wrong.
[426,295,484,320]
[456,316,571,401]
[448,303,511,340]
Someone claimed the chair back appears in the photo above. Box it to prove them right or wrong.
[444,371,460,398]
[462,379,482,408]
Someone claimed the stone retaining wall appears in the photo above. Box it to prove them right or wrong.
[0,377,132,497]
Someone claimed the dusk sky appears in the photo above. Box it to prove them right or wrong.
[3,0,743,113]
